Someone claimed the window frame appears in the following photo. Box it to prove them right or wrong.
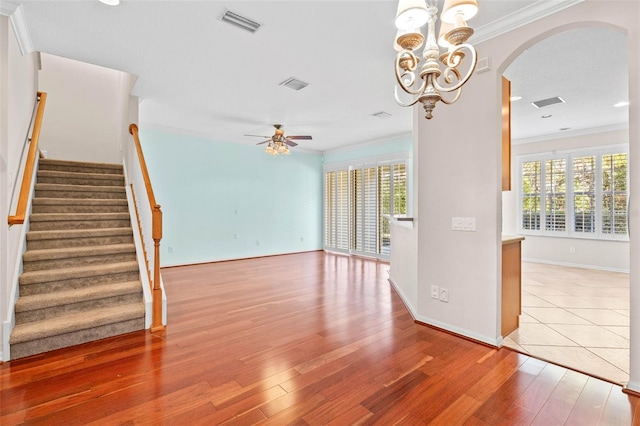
[516,144,629,241]
[323,153,411,259]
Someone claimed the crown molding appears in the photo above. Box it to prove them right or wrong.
[0,0,20,16]
[321,131,412,156]
[472,0,586,45]
[8,5,34,55]
[513,123,629,145]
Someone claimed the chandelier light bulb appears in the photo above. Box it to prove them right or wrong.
[393,0,479,119]
[395,0,429,30]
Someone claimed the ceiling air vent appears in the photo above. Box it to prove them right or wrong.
[279,77,309,91]
[220,10,261,33]
[531,96,565,109]
[370,111,392,119]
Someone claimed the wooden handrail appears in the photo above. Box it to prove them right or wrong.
[8,92,47,226]
[129,123,165,332]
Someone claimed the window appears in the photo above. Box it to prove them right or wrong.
[518,147,628,240]
[324,169,349,252]
[324,158,408,258]
[602,153,628,235]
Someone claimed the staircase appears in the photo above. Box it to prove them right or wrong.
[9,159,145,359]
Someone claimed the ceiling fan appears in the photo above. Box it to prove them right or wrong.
[245,124,312,148]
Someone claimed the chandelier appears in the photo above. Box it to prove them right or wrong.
[264,137,290,156]
[394,0,479,119]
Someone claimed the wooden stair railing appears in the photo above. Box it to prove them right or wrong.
[128,124,164,332]
[8,92,47,226]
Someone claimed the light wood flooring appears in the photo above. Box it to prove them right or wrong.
[1,251,638,424]
[504,262,630,385]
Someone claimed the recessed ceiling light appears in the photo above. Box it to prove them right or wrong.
[541,114,552,119]
[614,101,630,108]
[510,96,522,102]
[98,0,120,5]
[370,111,391,119]
[559,127,571,131]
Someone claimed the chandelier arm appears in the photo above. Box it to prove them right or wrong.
[439,87,462,105]
[395,51,428,96]
[433,43,478,94]
[394,85,422,107]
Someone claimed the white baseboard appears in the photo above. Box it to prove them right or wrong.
[388,277,500,347]
[522,258,629,274]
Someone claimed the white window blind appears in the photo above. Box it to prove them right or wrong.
[324,169,349,252]
[518,147,628,240]
[602,153,627,236]
[324,158,408,258]
[545,158,566,232]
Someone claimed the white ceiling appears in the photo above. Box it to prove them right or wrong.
[6,0,627,152]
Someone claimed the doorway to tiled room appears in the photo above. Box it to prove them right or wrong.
[500,25,630,386]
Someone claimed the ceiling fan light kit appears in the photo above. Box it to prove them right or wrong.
[246,124,312,157]
[394,0,479,119]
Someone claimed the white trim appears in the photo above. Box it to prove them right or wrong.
[323,152,411,172]
[0,0,19,16]
[513,123,629,146]
[321,132,412,156]
[473,0,586,45]
[8,5,34,56]
[1,156,40,361]
[415,313,500,347]
[522,257,630,274]
[625,381,640,394]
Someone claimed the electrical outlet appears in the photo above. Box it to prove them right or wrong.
[440,287,449,303]
[301,237,304,243]
[256,240,260,246]
[167,246,174,254]
[431,285,439,299]
[234,233,238,239]
[569,246,576,254]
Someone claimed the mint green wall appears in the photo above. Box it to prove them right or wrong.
[322,135,412,165]
[139,128,323,267]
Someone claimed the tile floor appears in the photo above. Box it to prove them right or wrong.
[503,262,630,385]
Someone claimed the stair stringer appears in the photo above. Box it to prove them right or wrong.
[1,156,40,362]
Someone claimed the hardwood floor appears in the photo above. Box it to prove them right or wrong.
[1,251,638,425]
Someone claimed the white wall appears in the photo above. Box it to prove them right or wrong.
[503,129,629,272]
[38,53,131,164]
[0,14,39,360]
[396,1,640,353]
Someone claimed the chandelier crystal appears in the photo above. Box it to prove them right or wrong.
[394,0,479,119]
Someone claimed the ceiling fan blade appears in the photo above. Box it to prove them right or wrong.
[256,140,271,145]
[287,135,312,140]
[245,134,271,138]
[284,139,298,147]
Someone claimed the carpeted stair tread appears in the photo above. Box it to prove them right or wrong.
[30,212,130,221]
[37,170,125,186]
[39,158,123,175]
[33,198,128,207]
[27,227,134,241]
[35,183,125,193]
[15,281,142,313]
[26,227,134,250]
[20,261,139,286]
[23,243,135,262]
[9,303,145,344]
